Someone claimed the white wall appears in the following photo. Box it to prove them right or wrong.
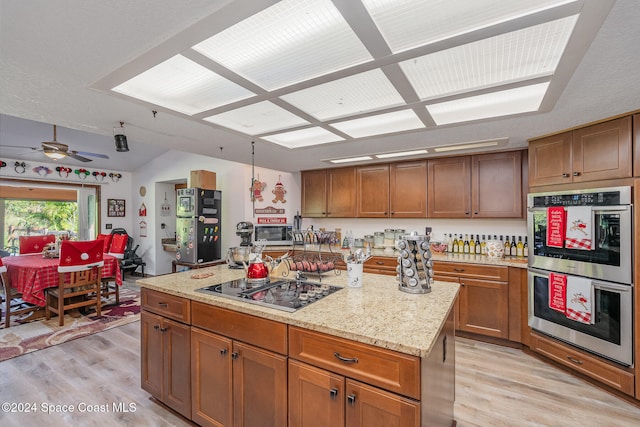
[0,156,134,235]
[132,150,301,276]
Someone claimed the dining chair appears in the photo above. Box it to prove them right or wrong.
[0,257,39,328]
[96,233,113,253]
[46,240,104,326]
[101,232,128,304]
[18,234,56,255]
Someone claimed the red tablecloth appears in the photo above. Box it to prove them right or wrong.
[3,253,122,307]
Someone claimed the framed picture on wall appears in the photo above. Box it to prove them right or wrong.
[107,199,126,217]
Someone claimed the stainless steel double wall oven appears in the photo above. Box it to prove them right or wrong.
[527,186,633,366]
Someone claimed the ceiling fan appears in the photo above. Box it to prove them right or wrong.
[6,124,110,162]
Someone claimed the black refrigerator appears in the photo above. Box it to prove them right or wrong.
[176,188,221,264]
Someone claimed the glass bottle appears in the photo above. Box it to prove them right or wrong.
[480,235,487,255]
[475,235,481,254]
[503,235,510,255]
[463,234,470,254]
[447,234,453,253]
[510,235,517,257]
[469,234,476,254]
[452,234,459,253]
[516,236,524,257]
[523,236,529,258]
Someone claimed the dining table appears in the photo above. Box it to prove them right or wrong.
[2,253,122,307]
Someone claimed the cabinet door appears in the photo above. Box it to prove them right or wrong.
[427,157,471,218]
[191,328,233,427]
[233,341,288,427]
[327,167,356,217]
[390,161,427,218]
[289,360,345,427]
[345,379,419,427]
[164,318,192,419]
[472,151,522,218]
[301,170,328,217]
[458,278,509,339]
[572,116,632,182]
[357,164,390,217]
[528,132,572,186]
[141,311,163,399]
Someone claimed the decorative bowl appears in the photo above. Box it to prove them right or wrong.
[429,241,448,253]
[484,240,505,258]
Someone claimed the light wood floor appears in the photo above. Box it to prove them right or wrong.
[1,314,639,426]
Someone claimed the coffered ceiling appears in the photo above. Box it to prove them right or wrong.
[1,0,639,172]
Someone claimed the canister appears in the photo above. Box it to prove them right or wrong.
[374,232,385,248]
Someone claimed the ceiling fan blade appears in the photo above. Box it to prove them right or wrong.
[67,152,92,162]
[75,151,110,159]
[1,145,39,151]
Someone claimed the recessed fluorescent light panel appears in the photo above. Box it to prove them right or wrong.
[112,55,255,115]
[400,15,578,100]
[204,101,309,135]
[261,127,344,149]
[280,69,405,121]
[433,139,506,152]
[192,0,373,91]
[361,0,577,53]
[330,110,425,138]
[375,149,428,159]
[329,156,374,164]
[427,82,550,125]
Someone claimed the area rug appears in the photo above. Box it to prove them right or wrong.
[0,288,140,362]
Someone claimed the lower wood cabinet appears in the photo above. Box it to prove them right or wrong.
[191,327,288,427]
[140,311,192,418]
[433,262,509,339]
[288,359,419,427]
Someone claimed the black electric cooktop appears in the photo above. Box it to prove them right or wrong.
[196,278,343,312]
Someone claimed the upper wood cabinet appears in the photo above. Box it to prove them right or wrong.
[529,116,632,186]
[301,168,356,217]
[356,161,427,218]
[427,151,522,218]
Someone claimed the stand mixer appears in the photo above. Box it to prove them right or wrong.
[236,221,254,246]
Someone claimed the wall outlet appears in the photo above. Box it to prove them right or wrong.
[161,223,166,229]
[106,224,112,229]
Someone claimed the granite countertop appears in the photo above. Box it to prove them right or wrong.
[261,244,529,268]
[138,265,459,359]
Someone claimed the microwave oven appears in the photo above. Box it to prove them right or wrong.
[254,224,293,246]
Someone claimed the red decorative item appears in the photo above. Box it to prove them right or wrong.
[96,233,113,252]
[58,239,104,272]
[546,206,565,248]
[19,234,56,254]
[548,272,567,313]
[108,233,128,259]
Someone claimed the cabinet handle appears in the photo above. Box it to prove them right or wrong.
[474,211,478,215]
[389,211,393,215]
[347,394,357,406]
[220,348,228,356]
[453,268,465,272]
[157,302,168,307]
[329,388,339,400]
[567,356,583,365]
[376,261,384,265]
[159,327,168,333]
[153,324,160,330]
[465,211,470,215]
[231,352,239,360]
[573,171,581,177]
[562,173,570,178]
[334,352,358,364]
[443,335,447,363]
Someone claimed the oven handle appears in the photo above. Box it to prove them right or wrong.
[528,206,630,212]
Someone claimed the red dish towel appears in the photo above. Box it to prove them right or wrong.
[548,272,567,313]
[546,207,565,248]
[565,206,593,250]
[565,276,594,324]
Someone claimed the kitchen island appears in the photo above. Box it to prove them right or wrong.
[138,265,459,427]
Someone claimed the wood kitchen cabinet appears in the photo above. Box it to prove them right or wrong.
[191,302,288,427]
[427,151,522,218]
[191,327,288,427]
[633,114,640,176]
[140,311,192,419]
[301,167,356,217]
[356,161,427,218]
[528,116,632,186]
[433,262,509,339]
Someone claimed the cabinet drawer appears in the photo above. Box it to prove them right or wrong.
[363,256,397,276]
[141,288,190,323]
[432,261,508,281]
[289,326,420,399]
[191,301,287,355]
[530,332,634,396]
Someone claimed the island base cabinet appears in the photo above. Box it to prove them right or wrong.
[190,327,288,427]
[141,311,191,419]
[288,359,419,427]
